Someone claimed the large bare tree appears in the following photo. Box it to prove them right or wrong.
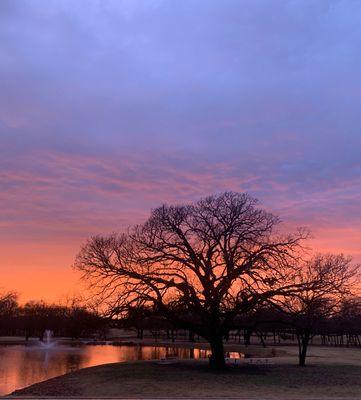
[75,192,313,368]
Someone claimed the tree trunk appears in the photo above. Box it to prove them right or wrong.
[209,336,225,370]
[258,332,266,348]
[244,328,252,346]
[297,332,310,367]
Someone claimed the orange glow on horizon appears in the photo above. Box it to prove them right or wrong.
[1,226,360,304]
[0,241,84,304]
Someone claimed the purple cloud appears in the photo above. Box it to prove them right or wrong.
[1,0,360,300]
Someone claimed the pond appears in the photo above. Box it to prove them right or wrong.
[0,343,211,396]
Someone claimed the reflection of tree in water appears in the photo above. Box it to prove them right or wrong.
[136,344,142,360]
[189,348,194,359]
[139,346,210,360]
[10,349,76,392]
[64,352,84,372]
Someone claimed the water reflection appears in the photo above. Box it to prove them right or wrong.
[0,344,210,395]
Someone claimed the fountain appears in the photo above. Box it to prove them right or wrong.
[40,330,56,349]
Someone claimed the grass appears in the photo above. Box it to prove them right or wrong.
[10,345,361,399]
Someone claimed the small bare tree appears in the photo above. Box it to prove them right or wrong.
[0,291,17,309]
[75,192,312,369]
[272,254,359,366]
[0,291,18,318]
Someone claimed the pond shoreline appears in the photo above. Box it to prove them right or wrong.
[0,340,284,396]
[3,341,361,400]
[8,350,361,399]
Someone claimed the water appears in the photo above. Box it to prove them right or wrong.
[0,344,211,395]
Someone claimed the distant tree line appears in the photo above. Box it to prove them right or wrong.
[0,293,107,340]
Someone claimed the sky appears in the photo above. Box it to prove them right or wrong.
[1,0,361,302]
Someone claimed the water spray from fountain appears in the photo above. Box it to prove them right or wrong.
[41,330,55,349]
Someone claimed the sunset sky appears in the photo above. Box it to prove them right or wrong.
[1,0,361,302]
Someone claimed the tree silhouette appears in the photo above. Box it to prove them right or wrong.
[271,254,359,365]
[75,192,319,369]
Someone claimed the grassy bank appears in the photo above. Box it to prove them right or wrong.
[10,346,361,399]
